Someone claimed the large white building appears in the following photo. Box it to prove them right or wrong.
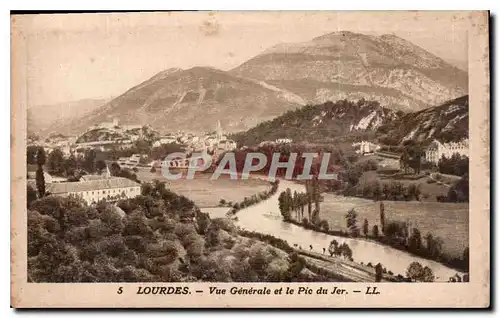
[425,139,469,164]
[352,141,381,155]
[153,135,178,147]
[46,176,141,205]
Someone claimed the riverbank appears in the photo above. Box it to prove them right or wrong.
[232,179,462,281]
[284,216,467,274]
[226,179,279,216]
[238,229,399,282]
[136,169,272,207]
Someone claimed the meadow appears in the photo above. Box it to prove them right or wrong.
[317,193,469,258]
[136,168,271,207]
[358,170,454,202]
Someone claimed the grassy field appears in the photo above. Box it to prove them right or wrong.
[358,170,453,202]
[316,193,468,258]
[135,168,271,207]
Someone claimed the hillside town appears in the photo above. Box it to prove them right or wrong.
[28,119,238,168]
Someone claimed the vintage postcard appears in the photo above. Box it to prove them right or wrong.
[11,11,490,308]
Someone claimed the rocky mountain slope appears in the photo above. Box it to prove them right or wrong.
[231,31,467,112]
[232,99,401,146]
[55,67,303,135]
[377,95,469,145]
[232,96,468,147]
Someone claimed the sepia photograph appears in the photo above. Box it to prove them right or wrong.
[10,10,490,308]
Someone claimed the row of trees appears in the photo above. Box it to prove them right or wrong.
[377,202,469,272]
[287,199,468,274]
[344,181,422,201]
[28,146,107,179]
[327,240,353,261]
[229,180,279,215]
[278,180,323,229]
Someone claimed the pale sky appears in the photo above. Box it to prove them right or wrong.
[14,11,471,107]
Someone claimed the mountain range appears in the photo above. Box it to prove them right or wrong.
[31,31,468,136]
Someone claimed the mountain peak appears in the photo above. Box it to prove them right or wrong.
[312,30,370,42]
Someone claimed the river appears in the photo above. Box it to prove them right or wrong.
[230,179,462,281]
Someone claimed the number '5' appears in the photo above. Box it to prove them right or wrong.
[117,287,123,294]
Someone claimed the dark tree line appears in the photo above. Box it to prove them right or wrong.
[438,153,469,177]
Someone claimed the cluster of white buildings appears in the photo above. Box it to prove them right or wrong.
[258,138,294,147]
[89,118,142,132]
[152,121,237,154]
[28,133,77,158]
[352,141,381,155]
[74,119,151,152]
[117,154,150,169]
[153,154,209,170]
[424,139,469,164]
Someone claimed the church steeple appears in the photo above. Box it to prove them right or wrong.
[215,120,223,140]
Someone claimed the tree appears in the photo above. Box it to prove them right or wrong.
[95,160,107,174]
[319,219,329,232]
[328,240,338,257]
[35,167,46,198]
[447,174,469,202]
[372,182,382,201]
[363,219,369,237]
[278,191,291,221]
[340,242,353,260]
[27,185,37,208]
[47,148,65,176]
[408,228,422,252]
[64,153,78,177]
[375,263,383,282]
[406,262,424,282]
[83,149,97,173]
[109,162,121,177]
[36,147,46,166]
[401,140,424,175]
[345,209,359,237]
[379,201,385,233]
[406,261,434,282]
[27,146,40,164]
[306,181,312,220]
[421,266,435,282]
[372,225,379,238]
[382,184,390,200]
[425,233,443,258]
[462,247,469,271]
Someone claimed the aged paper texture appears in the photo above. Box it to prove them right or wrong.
[11,11,490,308]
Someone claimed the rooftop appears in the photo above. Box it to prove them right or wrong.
[47,177,140,194]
